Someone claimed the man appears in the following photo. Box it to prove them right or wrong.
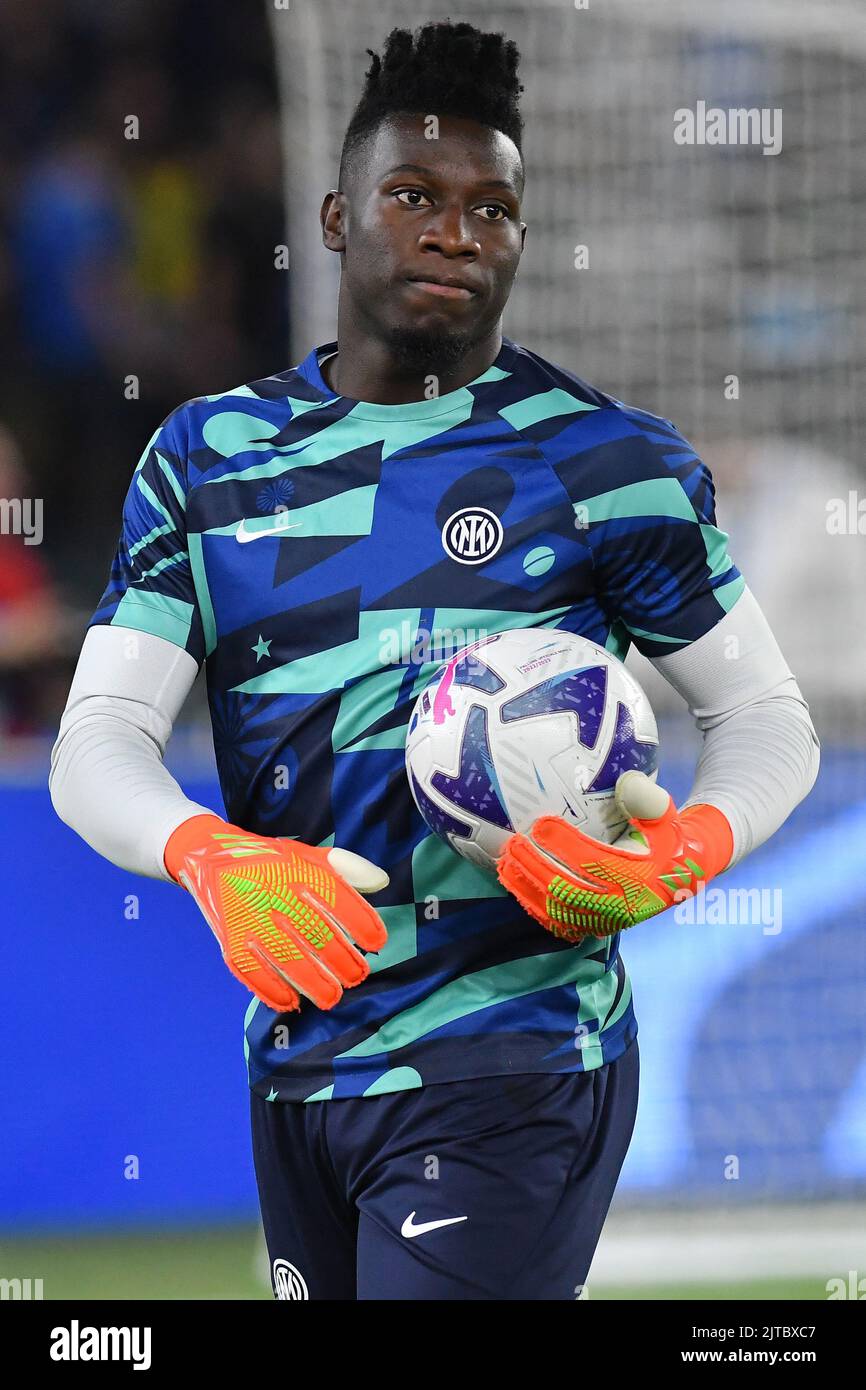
[50,21,819,1300]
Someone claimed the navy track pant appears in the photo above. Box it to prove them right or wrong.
[250,1038,639,1301]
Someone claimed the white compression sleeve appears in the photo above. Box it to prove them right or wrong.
[650,587,820,867]
[49,625,218,881]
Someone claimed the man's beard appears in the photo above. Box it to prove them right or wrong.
[386,323,479,376]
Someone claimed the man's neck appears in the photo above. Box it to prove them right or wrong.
[320,327,502,404]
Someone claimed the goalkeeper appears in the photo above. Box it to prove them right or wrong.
[50,21,818,1301]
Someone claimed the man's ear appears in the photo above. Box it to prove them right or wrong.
[321,191,347,252]
[520,222,527,252]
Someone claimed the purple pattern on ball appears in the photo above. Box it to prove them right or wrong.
[500,665,608,749]
[587,700,659,792]
[431,704,513,831]
[452,653,506,694]
[410,769,474,841]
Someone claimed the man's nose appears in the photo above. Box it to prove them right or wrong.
[418,203,480,256]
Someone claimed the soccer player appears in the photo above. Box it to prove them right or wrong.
[50,21,819,1301]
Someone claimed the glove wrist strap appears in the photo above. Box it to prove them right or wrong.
[163,813,230,882]
[679,803,735,879]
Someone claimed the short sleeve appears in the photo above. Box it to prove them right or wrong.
[88,405,206,666]
[586,413,744,657]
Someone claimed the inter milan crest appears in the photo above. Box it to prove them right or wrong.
[273,1258,309,1300]
[441,507,504,565]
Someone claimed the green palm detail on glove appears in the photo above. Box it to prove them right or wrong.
[546,873,667,938]
[224,872,336,956]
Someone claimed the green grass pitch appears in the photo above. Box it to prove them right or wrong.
[0,1227,828,1301]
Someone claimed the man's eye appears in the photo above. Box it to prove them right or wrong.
[394,189,432,207]
[478,205,507,222]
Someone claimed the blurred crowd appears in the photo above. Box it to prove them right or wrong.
[0,0,287,738]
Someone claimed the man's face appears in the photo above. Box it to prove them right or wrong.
[322,113,526,369]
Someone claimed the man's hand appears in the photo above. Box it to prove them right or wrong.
[497,771,734,942]
[164,814,389,1011]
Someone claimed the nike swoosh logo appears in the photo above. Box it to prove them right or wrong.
[400,1211,468,1239]
[236,516,302,543]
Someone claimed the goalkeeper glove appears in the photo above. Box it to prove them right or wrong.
[497,770,734,942]
[164,814,389,1012]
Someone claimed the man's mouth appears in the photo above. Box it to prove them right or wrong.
[405,277,478,300]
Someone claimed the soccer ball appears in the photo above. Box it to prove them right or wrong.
[404,628,659,872]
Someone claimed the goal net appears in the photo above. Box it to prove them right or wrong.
[270,0,864,463]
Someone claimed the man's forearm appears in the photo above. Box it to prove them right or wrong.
[651,588,820,868]
[681,683,819,866]
[49,627,215,881]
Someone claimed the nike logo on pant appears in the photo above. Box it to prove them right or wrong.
[400,1212,468,1239]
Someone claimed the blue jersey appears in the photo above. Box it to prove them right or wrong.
[89,337,743,1101]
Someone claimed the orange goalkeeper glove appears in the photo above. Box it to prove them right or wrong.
[164,814,389,1011]
[497,770,734,942]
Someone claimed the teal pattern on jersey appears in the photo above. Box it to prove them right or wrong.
[89,337,743,1101]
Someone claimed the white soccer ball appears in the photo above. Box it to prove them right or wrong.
[405,627,659,872]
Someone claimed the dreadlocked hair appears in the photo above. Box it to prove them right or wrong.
[339,20,524,187]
